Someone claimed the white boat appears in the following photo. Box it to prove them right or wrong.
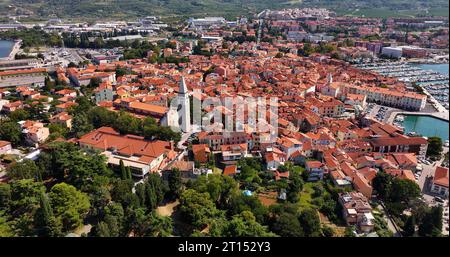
[395,115,405,122]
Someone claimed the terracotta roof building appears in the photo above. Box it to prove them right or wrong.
[78,127,175,178]
[431,166,449,197]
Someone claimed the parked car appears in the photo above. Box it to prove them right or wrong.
[435,197,445,203]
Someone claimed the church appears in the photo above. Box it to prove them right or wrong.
[163,76,191,132]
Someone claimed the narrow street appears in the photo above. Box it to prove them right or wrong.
[377,204,402,237]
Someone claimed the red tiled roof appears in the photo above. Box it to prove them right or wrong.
[78,127,172,163]
[434,166,449,188]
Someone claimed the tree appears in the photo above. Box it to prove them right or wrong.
[115,66,128,77]
[0,184,11,211]
[168,168,182,199]
[119,160,127,180]
[344,226,356,237]
[114,112,142,135]
[270,212,304,237]
[126,207,149,237]
[111,179,139,210]
[193,174,238,208]
[228,193,268,224]
[88,77,102,88]
[212,211,275,237]
[418,205,443,237]
[403,215,416,237]
[126,166,132,180]
[91,221,112,237]
[299,209,321,237]
[0,211,14,237]
[0,121,23,146]
[179,189,223,229]
[68,62,77,68]
[287,169,303,202]
[426,137,443,158]
[372,171,392,200]
[71,113,94,138]
[9,179,46,236]
[8,109,30,121]
[49,183,91,231]
[322,225,335,237]
[37,141,112,186]
[90,202,126,237]
[373,172,420,204]
[7,160,42,181]
[389,178,420,203]
[144,173,166,210]
[146,213,173,237]
[35,192,62,237]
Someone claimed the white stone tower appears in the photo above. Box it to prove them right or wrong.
[177,76,191,132]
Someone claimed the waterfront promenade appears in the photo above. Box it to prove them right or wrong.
[386,109,449,125]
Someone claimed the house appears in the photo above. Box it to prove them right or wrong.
[2,100,23,113]
[113,99,169,121]
[55,89,77,98]
[94,82,114,104]
[56,101,78,113]
[162,161,198,181]
[197,131,248,151]
[330,169,353,188]
[78,127,175,178]
[277,137,302,159]
[19,120,50,146]
[338,191,375,233]
[431,166,449,197]
[0,140,12,154]
[49,112,73,129]
[192,144,211,163]
[265,149,285,170]
[220,143,247,162]
[223,165,237,177]
[305,160,326,181]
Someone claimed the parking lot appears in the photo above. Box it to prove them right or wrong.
[365,103,394,123]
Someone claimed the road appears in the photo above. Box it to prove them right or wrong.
[417,147,449,236]
[418,147,449,191]
[377,203,402,237]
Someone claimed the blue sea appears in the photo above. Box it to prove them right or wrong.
[0,40,15,58]
[418,63,449,75]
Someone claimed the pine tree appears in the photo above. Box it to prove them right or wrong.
[135,183,146,208]
[127,166,132,180]
[145,183,158,210]
[403,215,416,237]
[37,192,62,237]
[168,168,182,199]
[119,160,127,180]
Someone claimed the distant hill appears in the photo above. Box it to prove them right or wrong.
[1,0,448,20]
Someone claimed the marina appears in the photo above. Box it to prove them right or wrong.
[400,114,449,141]
[355,62,449,111]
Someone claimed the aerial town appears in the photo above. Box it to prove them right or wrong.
[0,6,448,239]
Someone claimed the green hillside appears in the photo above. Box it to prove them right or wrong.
[1,0,448,20]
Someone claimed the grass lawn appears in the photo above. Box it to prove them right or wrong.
[298,182,316,209]
[212,167,222,175]
[292,165,305,174]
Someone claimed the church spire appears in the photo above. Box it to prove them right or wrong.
[179,76,188,95]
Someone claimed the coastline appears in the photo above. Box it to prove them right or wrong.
[391,111,449,123]
[0,39,21,61]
